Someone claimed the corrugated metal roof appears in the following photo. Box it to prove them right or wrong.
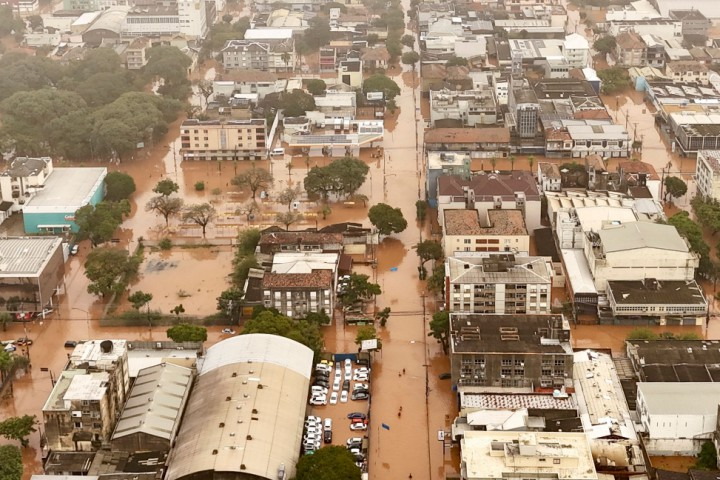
[0,237,62,276]
[598,221,688,253]
[112,363,193,441]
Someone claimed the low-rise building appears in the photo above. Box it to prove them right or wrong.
[314,91,356,119]
[445,253,550,314]
[626,339,720,382]
[605,279,707,325]
[221,37,295,72]
[257,231,343,255]
[425,128,511,158]
[537,162,561,192]
[125,36,151,69]
[608,19,682,40]
[0,156,54,212]
[23,167,106,234]
[671,114,720,154]
[426,151,471,208]
[338,58,362,88]
[695,150,720,199]
[213,70,282,101]
[111,363,193,453]
[179,118,267,161]
[0,237,65,313]
[615,31,646,67]
[449,313,573,389]
[437,172,542,232]
[666,61,710,85]
[669,9,711,37]
[566,124,632,158]
[460,431,597,480]
[442,210,530,257]
[429,89,497,128]
[637,382,720,455]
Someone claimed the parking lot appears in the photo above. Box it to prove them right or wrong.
[303,354,372,472]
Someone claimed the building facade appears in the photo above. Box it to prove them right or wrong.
[695,150,720,199]
[262,270,334,318]
[445,254,551,314]
[442,209,530,257]
[0,156,54,212]
[179,118,267,160]
[450,313,573,389]
[429,89,497,127]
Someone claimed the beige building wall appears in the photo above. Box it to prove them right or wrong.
[443,233,530,257]
[180,119,268,160]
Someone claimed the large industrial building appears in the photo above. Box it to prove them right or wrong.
[165,334,314,480]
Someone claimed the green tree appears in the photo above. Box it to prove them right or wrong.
[0,349,13,381]
[427,263,445,294]
[401,34,415,48]
[237,228,261,256]
[85,247,140,297]
[0,415,37,447]
[171,304,185,318]
[182,203,216,237]
[0,53,63,102]
[153,178,179,196]
[280,89,316,117]
[0,445,22,480]
[385,37,402,59]
[275,211,303,230]
[231,163,273,199]
[401,50,420,68]
[368,203,407,236]
[376,307,391,327]
[128,290,153,326]
[668,211,711,276]
[0,6,25,38]
[306,78,327,96]
[593,35,616,55]
[217,287,244,321]
[281,51,291,70]
[232,255,260,288]
[416,200,427,223]
[692,196,720,235]
[304,165,339,200]
[166,323,208,342]
[104,171,137,201]
[299,16,331,52]
[146,195,184,226]
[355,325,381,348]
[72,71,134,108]
[75,200,131,247]
[429,310,449,354]
[296,445,361,480]
[0,312,11,332]
[330,156,370,196]
[367,33,379,45]
[338,273,381,306]
[277,185,302,211]
[144,46,192,100]
[695,441,717,470]
[195,79,214,109]
[241,310,323,357]
[597,66,630,94]
[415,239,443,267]
[363,74,401,100]
[446,56,468,67]
[626,327,658,340]
[27,14,42,30]
[664,176,687,202]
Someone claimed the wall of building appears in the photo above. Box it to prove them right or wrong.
[642,437,705,456]
[443,234,530,257]
[111,432,171,453]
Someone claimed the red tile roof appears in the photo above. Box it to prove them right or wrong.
[262,270,333,288]
[425,127,510,144]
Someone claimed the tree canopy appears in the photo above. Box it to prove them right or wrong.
[306,78,327,96]
[296,445,361,480]
[85,247,140,297]
[128,290,153,311]
[153,178,180,196]
[146,196,184,226]
[298,16,331,52]
[363,74,401,100]
[104,171,137,201]
[667,211,711,276]
[0,415,37,447]
[75,200,131,247]
[0,445,22,480]
[143,46,192,100]
[593,35,616,55]
[338,273,381,306]
[303,156,369,200]
[280,89,316,117]
[355,325,381,348]
[664,176,687,202]
[401,51,420,67]
[429,310,449,354]
[166,323,207,342]
[401,34,415,47]
[597,67,630,94]
[368,203,408,235]
[414,240,443,265]
[692,196,720,235]
[241,310,323,357]
[231,163,273,199]
[182,203,216,237]
[446,56,468,67]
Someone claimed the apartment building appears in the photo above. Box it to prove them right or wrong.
[695,150,720,199]
[123,0,208,39]
[437,172,542,232]
[566,124,632,158]
[125,36,151,69]
[221,37,295,72]
[424,128,511,158]
[666,60,710,85]
[608,19,682,40]
[537,162,561,192]
[615,31,645,67]
[442,209,530,257]
[43,340,130,451]
[0,156,53,211]
[179,118,267,160]
[449,313,573,389]
[445,254,550,314]
[429,89,497,127]
[669,9,711,37]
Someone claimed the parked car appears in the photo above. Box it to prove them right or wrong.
[344,358,352,369]
[353,383,369,391]
[332,378,341,391]
[309,395,327,406]
[323,430,332,444]
[351,418,368,425]
[64,340,78,348]
[306,416,321,423]
[342,380,350,391]
[70,244,79,255]
[350,422,368,431]
[347,413,366,420]
[346,437,363,447]
[334,368,342,380]
[354,367,370,375]
[16,337,32,346]
[314,380,330,388]
[351,391,369,401]
[315,363,332,373]
[4,343,16,352]
[311,386,328,395]
[330,392,339,405]
[353,373,369,382]
[323,418,332,431]
[221,328,235,334]
[344,369,352,381]
[340,390,348,403]
[439,372,451,380]
[353,388,369,396]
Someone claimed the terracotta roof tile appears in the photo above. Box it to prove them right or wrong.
[438,171,540,200]
[425,127,510,144]
[259,231,343,246]
[262,270,333,288]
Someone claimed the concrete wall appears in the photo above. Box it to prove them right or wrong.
[642,437,704,456]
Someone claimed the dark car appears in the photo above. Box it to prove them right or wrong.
[351,391,370,401]
[314,380,330,388]
[64,340,78,348]
[342,379,350,391]
[16,337,33,346]
[323,430,332,444]
[315,371,330,379]
[347,412,366,420]
[352,388,369,396]
[439,372,451,380]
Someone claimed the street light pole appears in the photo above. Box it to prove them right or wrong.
[72,308,90,339]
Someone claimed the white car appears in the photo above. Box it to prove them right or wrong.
[306,416,321,423]
[350,422,368,431]
[334,368,342,379]
[316,364,331,373]
[344,369,352,381]
[332,378,341,391]
[353,373,369,382]
[354,367,370,375]
[324,418,332,431]
[330,392,339,405]
[305,426,321,436]
[344,358,352,369]
[311,386,328,395]
[309,395,327,406]
[340,390,348,403]
[353,383,369,391]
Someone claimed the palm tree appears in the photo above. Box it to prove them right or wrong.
[281,52,291,72]
[509,155,516,171]
[286,161,293,184]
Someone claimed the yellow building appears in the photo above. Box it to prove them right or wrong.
[180,118,268,160]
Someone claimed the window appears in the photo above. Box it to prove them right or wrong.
[74,422,82,428]
[554,459,561,465]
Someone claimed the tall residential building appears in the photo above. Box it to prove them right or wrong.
[43,340,130,451]
[696,150,720,199]
[179,119,267,160]
[445,254,551,314]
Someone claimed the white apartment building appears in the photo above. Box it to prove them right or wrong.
[567,124,632,158]
[608,19,682,40]
[666,61,710,86]
[637,382,720,455]
[179,118,268,160]
[585,221,698,291]
[695,150,720,199]
[562,33,590,68]
[429,89,497,127]
[442,209,529,257]
[445,254,551,315]
[537,162,561,192]
[0,156,53,212]
[221,37,295,72]
[460,431,598,480]
[123,0,208,39]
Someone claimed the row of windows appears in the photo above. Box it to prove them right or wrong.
[126,17,180,24]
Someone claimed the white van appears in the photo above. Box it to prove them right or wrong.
[271,147,285,156]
